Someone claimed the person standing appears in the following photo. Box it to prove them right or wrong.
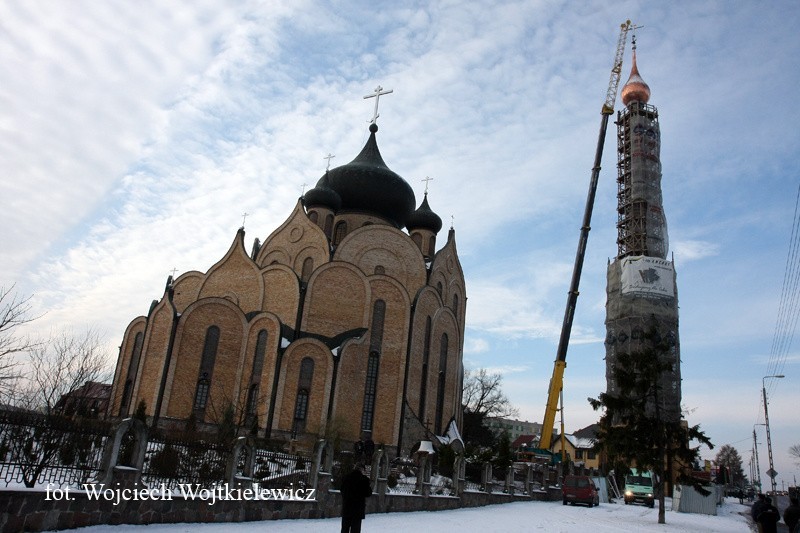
[341,464,372,533]
[757,496,781,533]
[783,496,800,533]
[753,493,768,533]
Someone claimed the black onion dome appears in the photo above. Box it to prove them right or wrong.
[304,171,342,211]
[407,193,442,234]
[323,123,416,228]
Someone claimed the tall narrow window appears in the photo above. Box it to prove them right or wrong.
[418,317,432,418]
[452,294,459,317]
[361,352,380,432]
[193,326,220,413]
[333,221,347,245]
[292,357,314,437]
[246,329,267,420]
[194,373,210,410]
[361,301,385,433]
[120,332,144,414]
[324,214,334,238]
[301,257,314,283]
[435,333,449,434]
[309,211,318,224]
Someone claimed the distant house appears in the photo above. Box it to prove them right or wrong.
[550,424,600,470]
[55,381,112,418]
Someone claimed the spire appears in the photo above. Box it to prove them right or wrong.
[621,39,651,106]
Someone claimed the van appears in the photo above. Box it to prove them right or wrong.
[624,469,655,507]
[562,475,599,507]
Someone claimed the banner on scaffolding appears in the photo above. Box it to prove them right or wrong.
[620,256,674,298]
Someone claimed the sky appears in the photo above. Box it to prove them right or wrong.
[1,1,799,490]
[75,498,753,533]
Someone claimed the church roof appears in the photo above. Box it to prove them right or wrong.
[621,49,651,106]
[406,193,442,233]
[316,123,416,228]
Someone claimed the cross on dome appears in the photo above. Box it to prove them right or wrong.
[364,85,393,124]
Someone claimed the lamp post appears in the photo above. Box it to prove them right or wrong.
[762,374,784,494]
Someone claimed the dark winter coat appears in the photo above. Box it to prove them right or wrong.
[341,469,372,520]
[783,501,800,532]
[757,503,781,533]
[753,498,768,520]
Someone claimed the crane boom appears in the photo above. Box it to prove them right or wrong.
[539,21,633,455]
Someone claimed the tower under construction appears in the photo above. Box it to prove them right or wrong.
[604,42,682,422]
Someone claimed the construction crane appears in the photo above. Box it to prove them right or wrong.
[537,21,637,462]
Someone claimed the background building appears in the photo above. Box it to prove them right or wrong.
[108,119,466,456]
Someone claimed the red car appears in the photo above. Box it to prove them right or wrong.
[562,475,600,507]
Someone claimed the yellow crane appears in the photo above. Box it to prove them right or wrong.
[538,21,637,462]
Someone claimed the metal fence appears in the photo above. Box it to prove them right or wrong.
[0,411,111,488]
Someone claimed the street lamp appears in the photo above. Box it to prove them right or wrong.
[762,374,784,494]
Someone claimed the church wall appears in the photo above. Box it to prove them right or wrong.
[108,317,147,417]
[272,339,332,437]
[334,226,427,297]
[261,265,300,327]
[302,262,370,338]
[364,276,411,447]
[237,313,282,430]
[162,299,246,423]
[405,288,442,427]
[256,201,330,278]
[133,301,175,417]
[198,235,263,314]
[171,272,204,313]
[331,339,369,442]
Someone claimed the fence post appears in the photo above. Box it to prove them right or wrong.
[98,418,147,487]
[226,436,254,489]
[482,462,493,493]
[506,464,514,495]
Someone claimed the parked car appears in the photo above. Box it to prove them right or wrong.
[562,475,600,507]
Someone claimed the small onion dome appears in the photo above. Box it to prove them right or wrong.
[323,123,416,228]
[406,193,442,234]
[621,50,651,106]
[304,171,342,211]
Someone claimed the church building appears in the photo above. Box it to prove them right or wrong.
[108,102,466,456]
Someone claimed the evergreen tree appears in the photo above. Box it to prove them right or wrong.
[715,444,746,487]
[589,327,713,525]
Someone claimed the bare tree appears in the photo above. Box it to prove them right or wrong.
[0,285,41,401]
[791,443,800,466]
[462,367,519,418]
[21,327,110,413]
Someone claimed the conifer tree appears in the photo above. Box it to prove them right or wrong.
[589,326,712,524]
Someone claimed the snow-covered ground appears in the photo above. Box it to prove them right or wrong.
[75,497,753,532]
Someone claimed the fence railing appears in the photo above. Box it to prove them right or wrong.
[0,410,111,489]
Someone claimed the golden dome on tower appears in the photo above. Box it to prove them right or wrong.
[621,50,651,106]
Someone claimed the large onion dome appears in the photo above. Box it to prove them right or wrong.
[317,123,416,228]
[304,171,342,211]
[621,50,651,106]
[406,193,442,233]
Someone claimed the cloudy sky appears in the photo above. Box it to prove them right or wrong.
[2,1,799,488]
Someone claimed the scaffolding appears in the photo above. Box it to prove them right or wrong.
[615,101,667,259]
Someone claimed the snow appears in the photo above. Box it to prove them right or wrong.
[72,497,752,532]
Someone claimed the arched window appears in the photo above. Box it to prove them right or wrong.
[361,352,380,432]
[436,282,443,297]
[411,233,422,250]
[374,265,385,275]
[193,326,220,413]
[301,257,314,283]
[246,330,267,420]
[361,300,385,432]
[119,332,143,414]
[452,293,459,317]
[309,211,318,224]
[292,357,315,437]
[246,384,259,417]
[418,316,432,418]
[427,237,436,258]
[435,333,449,434]
[194,373,211,410]
[324,214,334,237]
[333,221,347,245]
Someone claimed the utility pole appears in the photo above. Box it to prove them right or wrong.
[762,374,784,494]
